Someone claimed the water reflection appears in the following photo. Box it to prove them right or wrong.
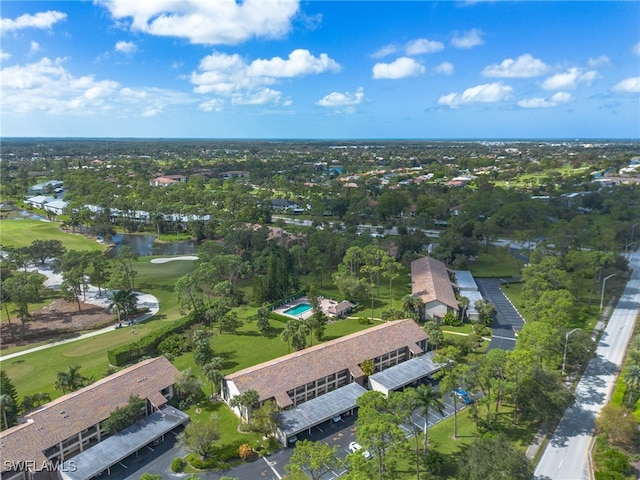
[105,233,199,257]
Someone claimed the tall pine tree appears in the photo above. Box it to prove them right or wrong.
[1,370,20,430]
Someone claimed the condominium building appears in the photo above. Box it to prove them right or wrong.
[0,357,186,480]
[222,319,429,421]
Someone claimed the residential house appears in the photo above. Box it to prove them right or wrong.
[219,171,249,180]
[28,181,63,196]
[149,175,187,187]
[24,196,55,209]
[410,257,459,321]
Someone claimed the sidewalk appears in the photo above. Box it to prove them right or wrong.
[0,264,159,362]
[525,299,615,462]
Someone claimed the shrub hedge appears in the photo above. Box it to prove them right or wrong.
[107,312,200,366]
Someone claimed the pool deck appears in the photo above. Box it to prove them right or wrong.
[274,296,347,320]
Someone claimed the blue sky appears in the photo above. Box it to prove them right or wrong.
[1,1,638,139]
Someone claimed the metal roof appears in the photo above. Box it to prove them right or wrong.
[453,270,479,291]
[277,382,368,438]
[368,352,444,393]
[60,406,189,480]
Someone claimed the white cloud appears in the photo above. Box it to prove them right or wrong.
[0,50,10,61]
[405,38,444,55]
[433,62,454,75]
[30,41,41,54]
[317,87,365,107]
[482,53,548,78]
[517,91,573,108]
[191,49,339,107]
[0,57,193,116]
[633,42,640,56]
[115,41,137,54]
[372,38,443,59]
[199,98,224,112]
[316,87,365,114]
[248,49,340,77]
[611,76,640,94]
[587,55,610,68]
[232,88,282,105]
[0,10,66,33]
[141,106,163,117]
[372,57,425,79]
[371,44,397,59]
[541,67,599,90]
[97,0,299,45]
[438,81,513,106]
[450,28,484,49]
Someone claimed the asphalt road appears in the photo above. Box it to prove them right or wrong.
[534,249,640,480]
[475,278,525,351]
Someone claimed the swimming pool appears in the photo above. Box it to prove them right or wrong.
[283,303,313,316]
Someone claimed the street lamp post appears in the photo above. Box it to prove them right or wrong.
[562,328,581,376]
[600,273,617,311]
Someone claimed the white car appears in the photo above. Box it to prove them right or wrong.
[348,441,371,459]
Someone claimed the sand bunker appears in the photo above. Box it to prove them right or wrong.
[150,256,198,264]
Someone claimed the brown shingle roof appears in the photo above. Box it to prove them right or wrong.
[225,319,427,407]
[410,257,458,310]
[0,357,178,472]
[327,300,355,316]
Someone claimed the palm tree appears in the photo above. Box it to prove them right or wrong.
[230,389,260,423]
[280,320,300,353]
[54,365,88,394]
[202,358,224,398]
[424,321,444,350]
[108,289,138,323]
[627,349,640,366]
[414,384,446,456]
[623,365,640,403]
[457,295,470,322]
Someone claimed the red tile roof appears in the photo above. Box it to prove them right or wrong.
[410,257,458,310]
[225,319,427,407]
[0,357,178,472]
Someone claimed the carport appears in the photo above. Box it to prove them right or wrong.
[368,352,444,396]
[276,382,368,445]
[60,406,189,480]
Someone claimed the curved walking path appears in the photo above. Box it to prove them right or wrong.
[0,264,162,363]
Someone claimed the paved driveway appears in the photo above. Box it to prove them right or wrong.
[475,278,525,351]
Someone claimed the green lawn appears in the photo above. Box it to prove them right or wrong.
[1,256,197,397]
[0,220,105,252]
[183,400,264,447]
[502,280,602,331]
[383,402,539,479]
[173,316,378,377]
[469,245,523,278]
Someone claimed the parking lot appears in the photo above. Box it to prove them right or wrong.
[291,379,468,480]
[110,377,467,480]
[475,278,525,351]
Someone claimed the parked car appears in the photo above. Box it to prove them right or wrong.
[348,441,371,459]
[288,435,298,445]
[454,388,473,405]
[332,415,342,423]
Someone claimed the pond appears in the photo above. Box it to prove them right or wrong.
[104,233,199,258]
[0,206,47,221]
